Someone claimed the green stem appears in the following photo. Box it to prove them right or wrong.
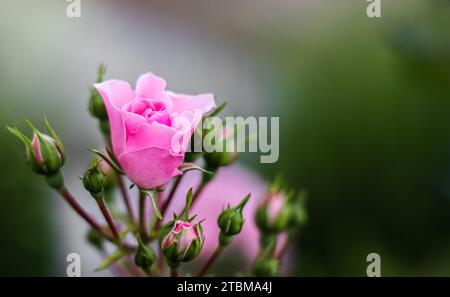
[170,268,179,277]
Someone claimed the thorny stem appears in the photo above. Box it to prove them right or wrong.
[197,245,223,277]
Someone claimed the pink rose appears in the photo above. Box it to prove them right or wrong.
[95,73,215,189]
[161,220,203,253]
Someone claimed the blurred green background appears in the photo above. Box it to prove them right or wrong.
[1,0,450,276]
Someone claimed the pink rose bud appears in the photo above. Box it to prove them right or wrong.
[7,117,65,177]
[95,72,216,189]
[255,190,291,234]
[159,188,204,268]
[160,220,204,268]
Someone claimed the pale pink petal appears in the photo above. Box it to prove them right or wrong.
[121,110,147,136]
[136,73,168,101]
[125,121,179,153]
[169,92,216,115]
[32,134,43,164]
[118,147,183,189]
[95,81,134,156]
[170,110,201,153]
[95,80,135,110]
[268,194,284,223]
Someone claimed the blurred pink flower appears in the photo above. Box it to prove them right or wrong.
[95,73,215,189]
[163,165,267,262]
[267,193,284,223]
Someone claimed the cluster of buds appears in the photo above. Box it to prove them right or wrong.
[159,189,204,270]
[252,177,307,276]
[7,117,65,190]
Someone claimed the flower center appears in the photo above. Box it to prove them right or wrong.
[123,98,171,126]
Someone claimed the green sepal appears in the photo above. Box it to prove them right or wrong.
[179,163,213,175]
[140,190,162,220]
[178,188,193,221]
[43,115,65,163]
[6,126,45,174]
[88,147,124,174]
[205,102,226,118]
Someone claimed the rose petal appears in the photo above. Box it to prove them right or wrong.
[121,110,147,136]
[95,80,135,156]
[95,80,135,110]
[118,147,183,189]
[169,92,216,115]
[136,73,172,113]
[125,121,179,153]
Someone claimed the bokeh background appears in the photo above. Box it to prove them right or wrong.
[1,0,450,276]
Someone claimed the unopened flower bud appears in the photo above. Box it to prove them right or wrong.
[203,126,239,170]
[256,191,291,234]
[217,194,250,245]
[7,117,65,179]
[159,220,204,268]
[159,188,204,268]
[134,236,157,273]
[82,160,105,199]
[89,90,108,120]
[89,64,108,121]
[31,133,64,174]
[252,255,279,277]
